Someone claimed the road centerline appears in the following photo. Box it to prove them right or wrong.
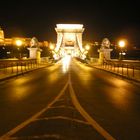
[68,73,116,140]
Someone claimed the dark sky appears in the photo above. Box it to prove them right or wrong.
[0,0,140,46]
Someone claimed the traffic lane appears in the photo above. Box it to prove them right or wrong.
[7,87,103,140]
[0,63,68,135]
[70,61,140,140]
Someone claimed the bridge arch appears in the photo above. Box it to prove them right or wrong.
[55,24,85,57]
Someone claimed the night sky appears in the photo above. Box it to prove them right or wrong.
[0,0,140,47]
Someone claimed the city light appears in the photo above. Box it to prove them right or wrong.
[15,39,23,46]
[49,43,55,50]
[81,48,85,53]
[0,27,4,44]
[118,40,127,60]
[118,40,125,48]
[85,44,90,50]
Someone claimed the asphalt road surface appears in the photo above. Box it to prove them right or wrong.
[0,57,140,140]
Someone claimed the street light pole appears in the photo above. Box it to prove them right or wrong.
[85,44,90,60]
[15,39,23,59]
[118,40,126,60]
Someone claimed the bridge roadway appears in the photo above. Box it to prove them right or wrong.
[0,58,140,140]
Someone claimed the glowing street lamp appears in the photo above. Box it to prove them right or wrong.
[85,44,90,51]
[49,43,56,60]
[15,39,23,59]
[118,40,126,60]
[49,43,55,50]
[15,39,23,47]
[118,40,125,48]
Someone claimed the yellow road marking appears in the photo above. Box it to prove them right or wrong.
[35,116,90,125]
[0,82,68,140]
[0,73,116,140]
[68,74,116,140]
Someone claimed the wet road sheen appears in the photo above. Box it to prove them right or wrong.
[0,58,140,140]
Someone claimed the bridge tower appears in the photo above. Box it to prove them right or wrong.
[55,24,84,57]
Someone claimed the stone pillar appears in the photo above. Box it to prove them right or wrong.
[98,48,113,64]
[28,48,42,63]
[28,48,38,59]
[36,49,42,63]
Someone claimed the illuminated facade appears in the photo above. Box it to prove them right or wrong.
[0,27,49,59]
[0,27,49,48]
[0,27,4,45]
[55,24,85,57]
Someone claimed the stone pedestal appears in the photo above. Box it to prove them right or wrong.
[36,49,42,63]
[98,48,113,64]
[28,48,42,63]
[28,48,38,59]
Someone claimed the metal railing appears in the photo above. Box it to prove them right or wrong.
[0,59,38,76]
[102,60,140,81]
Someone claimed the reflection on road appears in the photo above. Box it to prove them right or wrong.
[107,79,133,110]
[62,55,71,73]
[47,63,62,84]
[72,60,93,86]
[9,78,32,102]
[71,59,139,112]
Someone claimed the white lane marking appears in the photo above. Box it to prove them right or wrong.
[68,74,116,140]
[0,82,69,140]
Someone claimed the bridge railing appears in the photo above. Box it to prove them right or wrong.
[0,59,40,78]
[102,60,140,81]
